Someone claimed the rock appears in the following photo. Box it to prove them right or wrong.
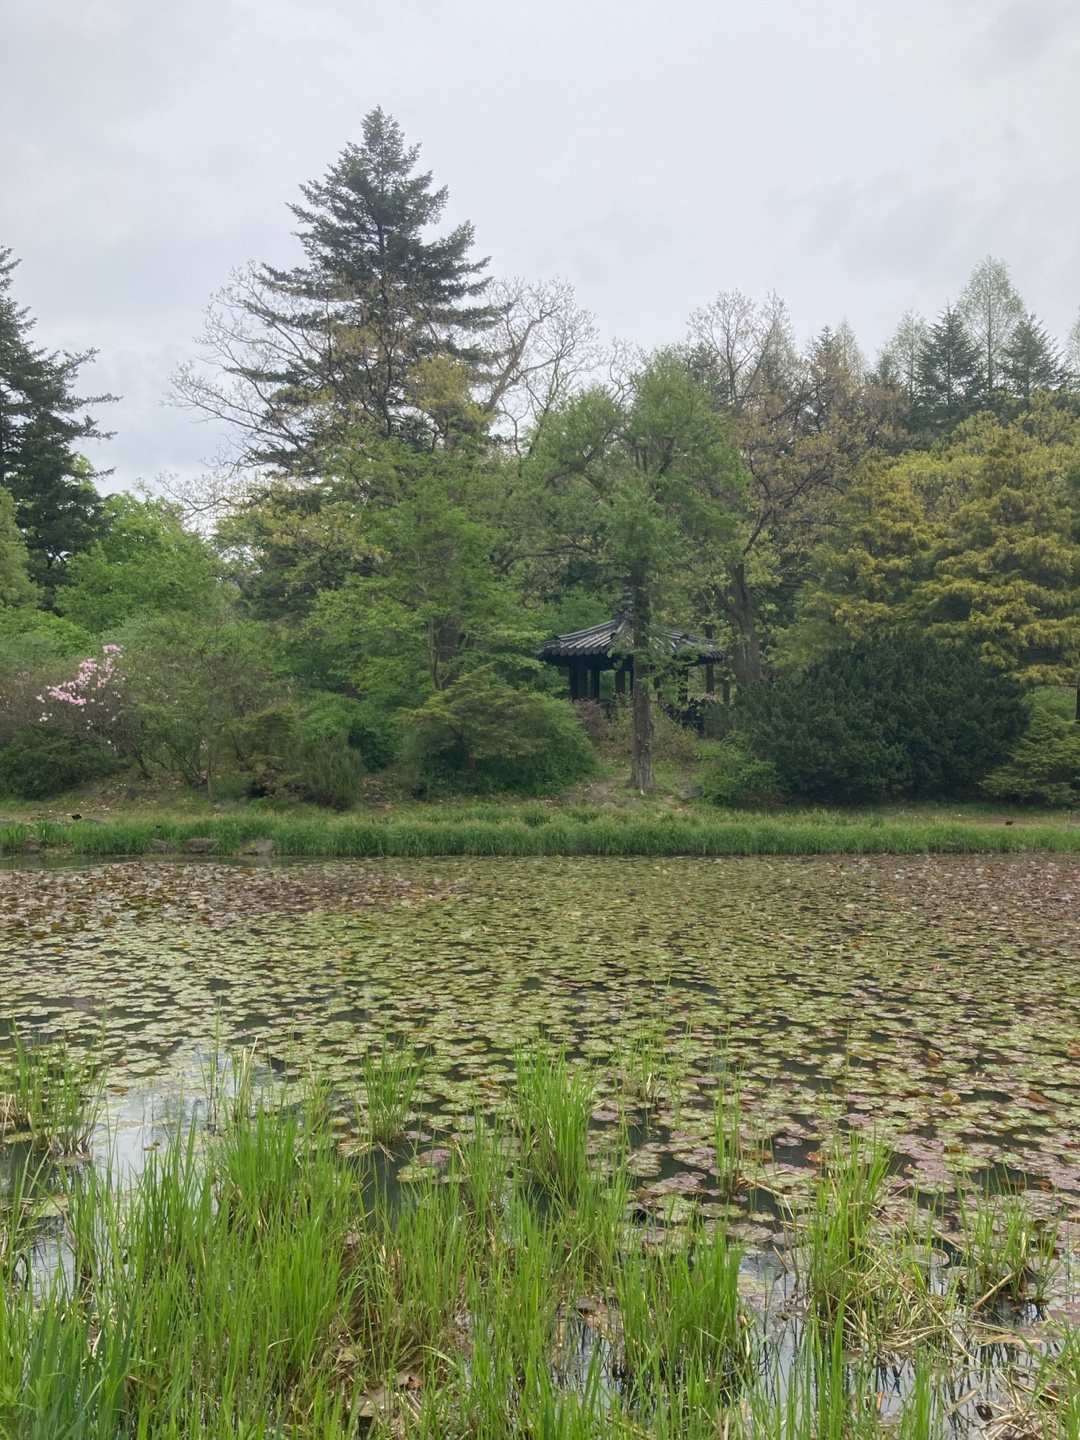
[148,838,176,854]
[681,785,704,800]
[242,837,277,856]
[181,837,218,855]
[20,836,42,855]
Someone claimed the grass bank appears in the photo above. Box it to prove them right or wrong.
[3,810,1080,858]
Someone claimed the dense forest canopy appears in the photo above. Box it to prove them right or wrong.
[3,108,1080,803]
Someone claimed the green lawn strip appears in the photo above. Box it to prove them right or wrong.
[2,813,1078,857]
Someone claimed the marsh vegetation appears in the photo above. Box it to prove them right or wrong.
[4,854,1080,1432]
[4,1026,1080,1437]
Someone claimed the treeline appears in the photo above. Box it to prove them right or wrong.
[2,109,1080,806]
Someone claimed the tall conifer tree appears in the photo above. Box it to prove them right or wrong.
[0,249,111,584]
[175,110,494,473]
[1002,313,1065,399]
[914,304,984,433]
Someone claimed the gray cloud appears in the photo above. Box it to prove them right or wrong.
[1,0,1077,487]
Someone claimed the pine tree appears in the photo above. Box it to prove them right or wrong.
[1001,312,1065,399]
[0,250,111,586]
[175,109,494,472]
[0,484,38,609]
[914,304,984,433]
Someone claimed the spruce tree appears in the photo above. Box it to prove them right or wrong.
[0,249,111,584]
[914,304,984,433]
[0,485,37,609]
[1001,312,1065,399]
[180,109,494,472]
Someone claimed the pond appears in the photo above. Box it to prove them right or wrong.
[4,852,1080,1213]
[5,853,1080,1435]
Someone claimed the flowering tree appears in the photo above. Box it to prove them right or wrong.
[35,645,147,771]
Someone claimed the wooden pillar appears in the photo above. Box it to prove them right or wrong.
[704,625,715,696]
[591,661,602,701]
[569,662,580,701]
[615,663,626,697]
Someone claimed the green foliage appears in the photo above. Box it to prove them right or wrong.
[916,421,1080,684]
[787,463,937,661]
[231,704,365,809]
[308,445,532,697]
[0,726,122,799]
[119,609,277,794]
[0,608,93,670]
[175,107,493,472]
[980,706,1080,806]
[0,249,111,585]
[701,739,781,807]
[0,485,37,610]
[401,668,596,795]
[1003,312,1066,399]
[290,738,365,810]
[913,303,984,433]
[56,493,220,632]
[738,630,1026,803]
[607,700,701,765]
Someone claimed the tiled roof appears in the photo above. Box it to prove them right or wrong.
[538,612,724,662]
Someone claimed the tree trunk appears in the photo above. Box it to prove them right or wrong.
[722,564,763,685]
[205,728,214,802]
[629,576,654,790]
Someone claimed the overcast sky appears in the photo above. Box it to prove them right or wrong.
[2,0,1078,489]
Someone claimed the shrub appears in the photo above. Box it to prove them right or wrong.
[231,704,365,810]
[344,698,399,771]
[289,738,365,810]
[571,699,609,744]
[230,706,301,796]
[0,727,123,799]
[701,740,782,807]
[981,708,1080,806]
[607,699,701,765]
[400,668,596,795]
[738,630,1026,804]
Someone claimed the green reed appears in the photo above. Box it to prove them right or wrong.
[513,1038,595,1203]
[615,1223,753,1402]
[0,1027,103,1154]
[11,812,1080,860]
[358,1034,426,1145]
[713,1061,743,1195]
[958,1187,1060,1309]
[2,1044,1077,1438]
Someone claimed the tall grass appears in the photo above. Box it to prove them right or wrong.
[1,1044,1074,1437]
[513,1039,595,1203]
[713,1062,743,1194]
[358,1035,425,1145]
[958,1187,1059,1308]
[6,812,1080,858]
[0,1028,103,1154]
[615,1224,752,1399]
[796,1131,893,1322]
